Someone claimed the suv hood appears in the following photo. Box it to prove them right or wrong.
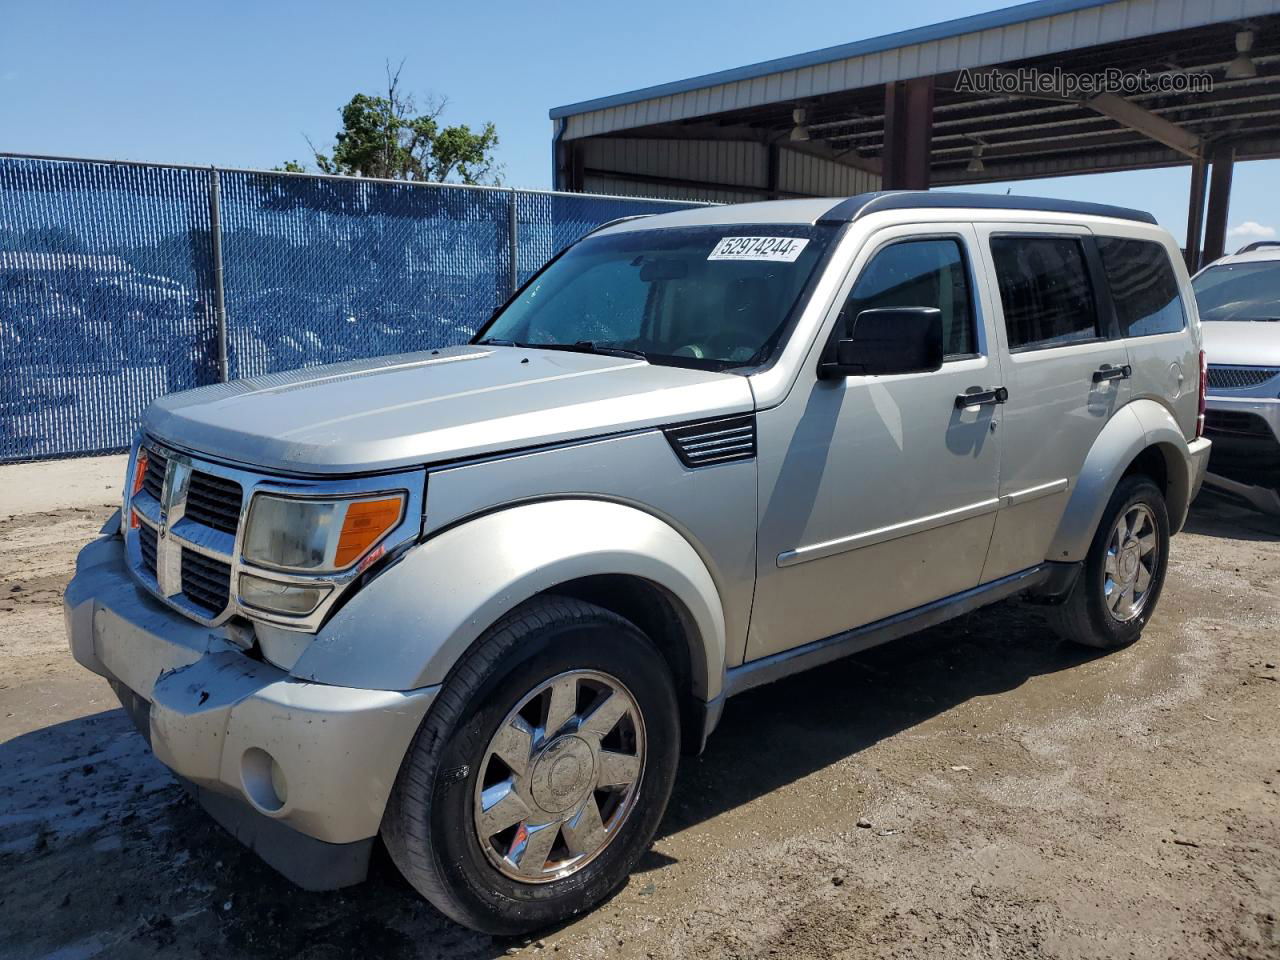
[1202,321,1280,367]
[144,345,755,474]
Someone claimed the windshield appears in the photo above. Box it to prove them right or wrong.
[476,223,838,368]
[1192,260,1280,322]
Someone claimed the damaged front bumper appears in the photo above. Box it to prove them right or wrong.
[64,527,437,889]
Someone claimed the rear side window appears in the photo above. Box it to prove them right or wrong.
[840,238,976,358]
[990,236,1099,350]
[1096,237,1185,336]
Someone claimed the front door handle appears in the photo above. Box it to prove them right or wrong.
[955,386,1008,409]
[1092,364,1132,383]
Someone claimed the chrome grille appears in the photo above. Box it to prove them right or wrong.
[185,472,242,535]
[138,522,158,574]
[1207,365,1280,391]
[142,447,167,500]
[127,441,241,624]
[664,416,757,467]
[181,551,232,615]
[122,437,423,631]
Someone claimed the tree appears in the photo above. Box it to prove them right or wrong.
[297,62,501,185]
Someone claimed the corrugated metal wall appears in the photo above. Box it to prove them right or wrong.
[776,150,879,196]
[580,138,881,201]
[561,0,1280,140]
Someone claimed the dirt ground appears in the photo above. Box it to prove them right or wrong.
[0,465,1277,960]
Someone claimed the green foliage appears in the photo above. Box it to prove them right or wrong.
[272,161,307,173]
[299,63,501,185]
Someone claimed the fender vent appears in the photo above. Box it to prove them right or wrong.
[664,415,756,468]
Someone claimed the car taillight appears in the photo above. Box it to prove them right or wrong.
[1196,349,1207,439]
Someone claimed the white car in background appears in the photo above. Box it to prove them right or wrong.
[1192,242,1280,512]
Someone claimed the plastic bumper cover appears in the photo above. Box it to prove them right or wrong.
[1203,395,1279,487]
[64,534,437,888]
[1188,435,1212,503]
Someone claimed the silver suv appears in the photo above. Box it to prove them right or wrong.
[1192,243,1280,509]
[66,192,1210,933]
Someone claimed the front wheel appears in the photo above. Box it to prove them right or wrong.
[382,596,680,935]
[1050,474,1171,649]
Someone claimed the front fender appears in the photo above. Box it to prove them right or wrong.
[1048,399,1194,562]
[291,499,728,699]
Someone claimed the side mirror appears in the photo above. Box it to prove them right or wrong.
[821,307,945,378]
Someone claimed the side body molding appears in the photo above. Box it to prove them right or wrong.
[1047,399,1195,563]
[292,499,728,700]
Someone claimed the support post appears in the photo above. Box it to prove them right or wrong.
[570,143,586,192]
[207,167,229,383]
[1184,156,1208,272]
[767,142,780,200]
[508,188,519,296]
[1202,143,1235,265]
[882,77,934,190]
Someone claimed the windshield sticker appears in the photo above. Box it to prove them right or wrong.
[707,237,810,262]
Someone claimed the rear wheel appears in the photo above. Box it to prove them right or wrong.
[382,596,680,935]
[1049,475,1170,649]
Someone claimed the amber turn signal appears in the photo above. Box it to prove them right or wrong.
[133,449,149,496]
[334,497,404,568]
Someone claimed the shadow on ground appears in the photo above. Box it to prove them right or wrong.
[1183,487,1280,542]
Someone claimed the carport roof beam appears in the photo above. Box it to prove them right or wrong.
[1084,92,1203,159]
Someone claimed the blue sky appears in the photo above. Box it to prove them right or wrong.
[2,0,1275,250]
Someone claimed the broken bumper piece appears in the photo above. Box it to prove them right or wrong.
[64,533,437,889]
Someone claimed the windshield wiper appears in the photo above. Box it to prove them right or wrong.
[571,341,649,361]
[477,338,648,361]
[520,340,649,361]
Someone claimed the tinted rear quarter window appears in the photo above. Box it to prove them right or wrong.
[990,236,1099,349]
[1096,237,1185,336]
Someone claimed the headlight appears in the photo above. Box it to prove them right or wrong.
[242,492,406,573]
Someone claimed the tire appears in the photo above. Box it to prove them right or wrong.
[1049,474,1170,649]
[381,595,680,935]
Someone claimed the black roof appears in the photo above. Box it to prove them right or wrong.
[819,191,1158,226]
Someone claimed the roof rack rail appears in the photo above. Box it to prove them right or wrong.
[585,214,655,237]
[819,191,1158,226]
[1236,240,1280,254]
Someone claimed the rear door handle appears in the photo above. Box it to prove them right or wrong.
[1092,364,1132,383]
[955,386,1008,409]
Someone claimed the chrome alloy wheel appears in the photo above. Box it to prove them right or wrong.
[1103,503,1160,622]
[473,669,646,883]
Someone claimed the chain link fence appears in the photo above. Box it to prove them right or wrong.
[0,154,702,462]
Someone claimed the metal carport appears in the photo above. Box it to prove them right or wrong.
[550,0,1280,268]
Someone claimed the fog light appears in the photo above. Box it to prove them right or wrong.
[238,573,329,616]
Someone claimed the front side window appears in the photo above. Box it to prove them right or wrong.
[1096,237,1185,336]
[1192,260,1280,322]
[477,224,838,368]
[991,236,1099,349]
[837,238,976,358]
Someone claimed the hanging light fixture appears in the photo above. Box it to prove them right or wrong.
[789,107,810,142]
[1225,30,1257,80]
[966,142,986,173]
